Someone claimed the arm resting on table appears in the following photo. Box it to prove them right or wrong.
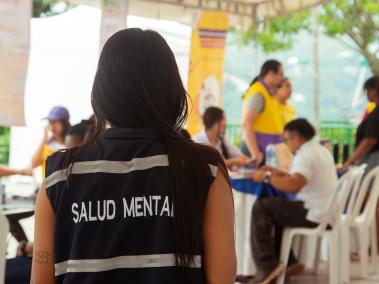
[269,173,307,194]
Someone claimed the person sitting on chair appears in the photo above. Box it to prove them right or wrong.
[193,106,253,169]
[248,118,338,284]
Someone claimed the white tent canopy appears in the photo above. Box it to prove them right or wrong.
[70,0,328,25]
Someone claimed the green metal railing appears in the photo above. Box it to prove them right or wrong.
[226,121,356,163]
[0,127,10,165]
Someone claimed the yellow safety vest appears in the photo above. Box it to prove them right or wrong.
[279,103,296,128]
[244,81,283,135]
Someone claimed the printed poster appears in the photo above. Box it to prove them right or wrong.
[187,11,229,135]
[100,0,128,50]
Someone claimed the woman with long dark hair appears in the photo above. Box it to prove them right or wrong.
[31,29,236,284]
[193,106,252,169]
[242,60,284,165]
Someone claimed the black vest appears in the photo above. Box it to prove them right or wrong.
[45,128,216,284]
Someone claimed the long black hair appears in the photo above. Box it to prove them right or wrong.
[65,28,228,268]
[243,59,282,98]
[203,106,229,159]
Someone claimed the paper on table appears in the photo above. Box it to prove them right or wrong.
[229,167,256,180]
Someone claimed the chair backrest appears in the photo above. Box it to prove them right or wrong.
[0,212,9,284]
[352,165,379,226]
[344,164,367,220]
[317,168,358,231]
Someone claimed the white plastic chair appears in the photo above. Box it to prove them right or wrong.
[344,165,379,279]
[276,168,361,284]
[339,164,367,283]
[0,212,9,284]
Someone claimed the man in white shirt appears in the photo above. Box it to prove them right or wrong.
[193,106,252,169]
[248,118,338,284]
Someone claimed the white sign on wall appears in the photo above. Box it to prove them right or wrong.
[0,0,31,126]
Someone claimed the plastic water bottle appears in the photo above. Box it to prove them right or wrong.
[265,144,277,168]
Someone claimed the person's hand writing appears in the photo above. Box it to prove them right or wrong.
[250,170,265,183]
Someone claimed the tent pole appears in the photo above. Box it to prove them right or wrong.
[311,8,320,133]
[251,4,258,77]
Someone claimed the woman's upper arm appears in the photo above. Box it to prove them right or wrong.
[243,109,258,128]
[203,168,236,284]
[31,182,55,284]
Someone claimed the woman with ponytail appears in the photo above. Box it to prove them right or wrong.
[31,29,236,284]
[242,60,284,165]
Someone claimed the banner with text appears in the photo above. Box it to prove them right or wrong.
[187,11,228,135]
[0,0,31,126]
[100,0,128,50]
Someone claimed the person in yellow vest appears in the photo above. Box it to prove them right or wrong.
[277,78,296,126]
[242,60,284,165]
[31,106,71,177]
[275,78,296,172]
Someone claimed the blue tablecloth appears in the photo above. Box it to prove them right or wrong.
[231,179,294,200]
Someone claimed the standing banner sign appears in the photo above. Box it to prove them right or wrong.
[100,0,128,50]
[187,11,229,135]
[0,0,32,126]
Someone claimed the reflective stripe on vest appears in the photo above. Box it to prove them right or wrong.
[55,254,202,276]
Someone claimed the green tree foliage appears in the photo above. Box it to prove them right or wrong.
[320,0,379,75]
[234,0,379,75]
[33,0,71,18]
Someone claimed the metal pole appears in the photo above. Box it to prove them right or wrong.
[311,8,320,132]
[251,4,258,77]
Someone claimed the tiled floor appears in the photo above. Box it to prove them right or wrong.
[288,263,379,284]
[289,273,379,284]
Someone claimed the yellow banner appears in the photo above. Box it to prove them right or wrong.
[187,11,229,135]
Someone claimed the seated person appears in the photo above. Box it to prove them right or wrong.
[5,121,90,284]
[248,119,338,284]
[193,106,252,169]
[5,241,33,284]
[65,120,92,148]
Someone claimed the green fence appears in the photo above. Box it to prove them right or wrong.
[226,121,356,163]
[319,121,356,146]
[0,127,10,165]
